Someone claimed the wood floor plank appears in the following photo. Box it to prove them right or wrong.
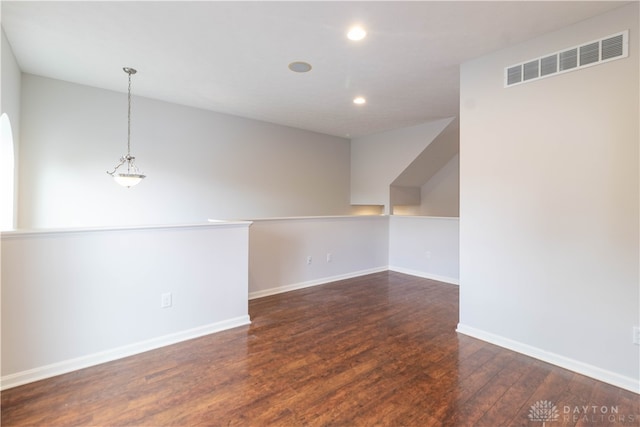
[2,271,638,426]
[475,358,550,426]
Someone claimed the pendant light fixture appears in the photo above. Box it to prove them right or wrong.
[107,67,146,187]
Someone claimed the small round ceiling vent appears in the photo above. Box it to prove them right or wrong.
[288,61,312,73]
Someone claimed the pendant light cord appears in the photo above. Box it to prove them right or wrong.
[127,71,132,158]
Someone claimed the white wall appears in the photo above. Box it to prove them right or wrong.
[1,222,251,389]
[249,215,461,298]
[458,3,639,392]
[18,75,352,229]
[1,28,21,229]
[1,212,466,389]
[350,118,453,212]
[1,28,20,144]
[249,215,389,299]
[389,216,459,284]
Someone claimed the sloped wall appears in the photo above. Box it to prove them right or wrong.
[350,117,455,213]
[419,154,459,217]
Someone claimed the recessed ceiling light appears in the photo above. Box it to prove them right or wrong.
[347,26,367,41]
[288,61,312,73]
[353,96,366,105]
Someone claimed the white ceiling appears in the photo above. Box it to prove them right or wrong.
[1,1,628,138]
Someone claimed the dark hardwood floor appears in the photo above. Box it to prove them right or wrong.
[2,271,638,426]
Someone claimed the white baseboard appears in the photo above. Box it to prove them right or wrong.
[388,265,459,285]
[249,266,389,300]
[0,315,251,391]
[456,323,640,394]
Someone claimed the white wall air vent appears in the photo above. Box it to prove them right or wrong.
[505,30,628,87]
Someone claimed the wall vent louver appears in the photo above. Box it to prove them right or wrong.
[507,65,522,85]
[540,55,558,76]
[602,33,624,60]
[523,60,539,80]
[504,30,628,87]
[559,48,578,71]
[580,42,599,66]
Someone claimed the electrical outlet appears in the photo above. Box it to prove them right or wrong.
[633,327,640,345]
[306,256,312,265]
[161,292,172,308]
[326,253,332,263]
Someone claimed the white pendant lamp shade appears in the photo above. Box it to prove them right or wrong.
[113,172,145,188]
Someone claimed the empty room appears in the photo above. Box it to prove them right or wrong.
[1,1,638,426]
